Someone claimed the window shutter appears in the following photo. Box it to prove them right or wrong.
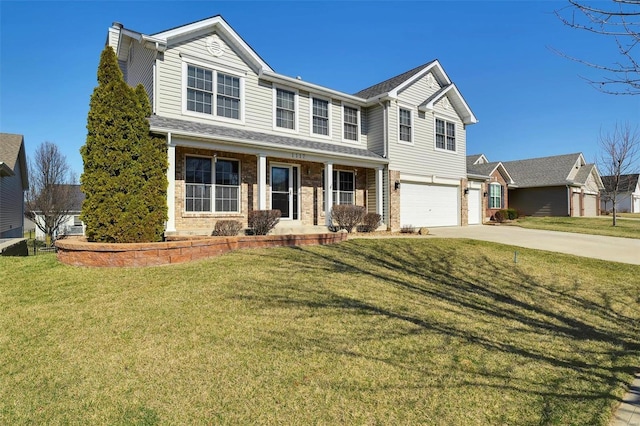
[501,185,505,209]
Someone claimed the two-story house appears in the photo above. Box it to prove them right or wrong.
[107,15,477,234]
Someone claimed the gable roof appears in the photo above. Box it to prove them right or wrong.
[354,61,437,99]
[66,185,85,211]
[601,174,640,193]
[502,153,596,188]
[0,133,28,189]
[466,155,515,184]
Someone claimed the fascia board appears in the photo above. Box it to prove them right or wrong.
[493,163,515,184]
[260,70,367,105]
[419,84,478,125]
[467,172,490,180]
[0,162,14,177]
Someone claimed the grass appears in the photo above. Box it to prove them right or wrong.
[1,239,639,425]
[617,212,640,219]
[514,216,640,239]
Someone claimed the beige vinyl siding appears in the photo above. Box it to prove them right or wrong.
[365,104,384,155]
[0,161,25,238]
[584,171,601,193]
[107,27,119,50]
[366,169,376,214]
[127,41,156,109]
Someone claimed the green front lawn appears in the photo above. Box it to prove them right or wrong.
[514,216,640,239]
[1,239,638,425]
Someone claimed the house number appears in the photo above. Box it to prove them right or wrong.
[291,153,305,159]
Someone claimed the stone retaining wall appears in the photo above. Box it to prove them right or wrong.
[55,233,348,267]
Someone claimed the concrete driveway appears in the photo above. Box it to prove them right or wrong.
[427,225,640,265]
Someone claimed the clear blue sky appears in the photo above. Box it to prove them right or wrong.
[1,1,639,178]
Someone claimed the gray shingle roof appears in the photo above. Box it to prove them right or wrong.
[0,132,28,188]
[573,163,596,186]
[353,61,436,99]
[148,115,386,162]
[602,174,640,193]
[468,161,502,178]
[502,153,583,188]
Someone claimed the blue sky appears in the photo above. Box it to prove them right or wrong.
[1,1,639,178]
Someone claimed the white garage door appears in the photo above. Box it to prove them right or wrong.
[468,188,481,225]
[400,183,459,227]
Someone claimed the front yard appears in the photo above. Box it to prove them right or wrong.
[1,239,638,425]
[514,216,640,239]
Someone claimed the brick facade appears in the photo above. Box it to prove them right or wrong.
[460,178,469,226]
[388,170,401,231]
[486,171,509,220]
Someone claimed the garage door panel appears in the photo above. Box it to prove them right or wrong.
[400,183,459,227]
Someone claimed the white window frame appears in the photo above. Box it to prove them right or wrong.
[273,85,299,133]
[434,117,457,153]
[342,104,360,143]
[322,169,355,209]
[398,106,414,145]
[489,182,502,209]
[181,59,245,124]
[184,155,241,214]
[309,95,332,139]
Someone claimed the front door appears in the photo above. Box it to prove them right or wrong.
[271,165,298,220]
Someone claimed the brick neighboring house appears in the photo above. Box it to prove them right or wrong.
[0,133,29,238]
[502,153,603,217]
[106,15,478,235]
[467,154,515,222]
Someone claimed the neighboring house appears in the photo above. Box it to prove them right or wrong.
[467,154,515,222]
[601,174,640,213]
[502,153,603,217]
[0,133,29,238]
[106,15,477,234]
[33,184,85,241]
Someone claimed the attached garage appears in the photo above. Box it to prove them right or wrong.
[400,182,459,227]
[467,188,482,225]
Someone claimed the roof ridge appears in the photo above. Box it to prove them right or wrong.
[353,60,436,98]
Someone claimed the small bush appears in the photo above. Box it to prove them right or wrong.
[505,208,518,220]
[400,224,416,233]
[212,220,243,236]
[493,210,505,223]
[359,213,382,233]
[331,205,366,233]
[248,210,281,235]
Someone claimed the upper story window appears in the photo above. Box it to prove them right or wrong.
[275,88,297,130]
[435,118,456,152]
[312,98,330,136]
[185,156,240,213]
[186,64,242,121]
[399,108,412,143]
[489,183,502,209]
[343,106,359,142]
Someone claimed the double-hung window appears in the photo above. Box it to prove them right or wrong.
[435,118,456,151]
[186,64,241,120]
[312,98,329,136]
[185,156,240,213]
[399,108,412,143]
[322,170,355,209]
[276,88,296,130]
[343,106,359,141]
[489,183,502,209]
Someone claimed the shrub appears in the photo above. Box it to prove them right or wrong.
[248,210,281,235]
[331,205,366,233]
[493,210,506,223]
[505,208,518,220]
[213,220,243,236]
[400,224,416,233]
[359,213,382,233]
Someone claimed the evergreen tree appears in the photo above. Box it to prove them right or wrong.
[80,46,167,243]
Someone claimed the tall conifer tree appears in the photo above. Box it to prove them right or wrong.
[80,46,167,242]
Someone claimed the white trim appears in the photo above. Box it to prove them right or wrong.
[324,162,333,226]
[309,95,332,139]
[376,167,383,217]
[341,103,361,143]
[183,154,241,214]
[181,60,246,124]
[419,84,478,125]
[397,105,414,145]
[166,136,176,232]
[269,162,301,221]
[257,154,267,210]
[400,173,460,186]
[272,85,299,133]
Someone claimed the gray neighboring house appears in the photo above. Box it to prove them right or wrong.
[503,153,603,217]
[0,133,29,238]
[33,184,85,241]
[600,174,640,213]
[467,154,515,222]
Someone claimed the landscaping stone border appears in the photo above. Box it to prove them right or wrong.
[55,233,348,267]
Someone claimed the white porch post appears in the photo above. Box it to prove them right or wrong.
[166,134,176,233]
[257,154,267,210]
[325,162,333,226]
[376,167,383,217]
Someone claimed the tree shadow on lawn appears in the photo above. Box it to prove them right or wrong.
[235,239,640,407]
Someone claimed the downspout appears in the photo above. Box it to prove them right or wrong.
[566,185,571,216]
[378,99,389,228]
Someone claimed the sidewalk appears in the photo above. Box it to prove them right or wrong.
[610,374,640,426]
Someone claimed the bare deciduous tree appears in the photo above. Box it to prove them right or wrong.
[25,141,78,245]
[598,123,639,225]
[554,0,640,95]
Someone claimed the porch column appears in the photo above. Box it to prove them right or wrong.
[376,167,383,217]
[166,135,176,233]
[325,162,333,226]
[257,154,267,210]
